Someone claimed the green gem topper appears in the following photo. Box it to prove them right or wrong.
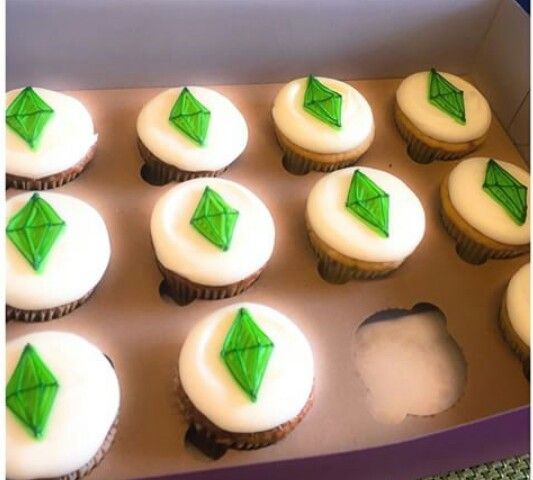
[483,159,528,225]
[428,68,466,125]
[6,193,66,272]
[6,344,59,439]
[169,87,211,146]
[346,170,390,237]
[220,308,274,402]
[303,75,342,128]
[6,87,54,149]
[190,186,239,251]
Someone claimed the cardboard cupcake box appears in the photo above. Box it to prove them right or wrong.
[6,0,530,479]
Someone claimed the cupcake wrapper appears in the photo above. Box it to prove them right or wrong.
[394,111,468,164]
[157,260,264,306]
[281,148,361,176]
[440,205,524,265]
[6,288,96,323]
[317,255,391,282]
[307,228,399,283]
[393,104,485,164]
[184,425,228,460]
[6,144,97,191]
[499,296,530,364]
[274,126,371,176]
[51,414,119,480]
[8,170,84,191]
[174,371,314,451]
[138,139,227,185]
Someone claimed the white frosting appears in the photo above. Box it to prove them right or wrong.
[179,302,314,433]
[448,157,530,245]
[136,87,248,171]
[6,331,120,480]
[272,77,374,154]
[6,87,98,178]
[306,167,426,263]
[506,263,530,347]
[396,71,491,143]
[151,178,275,286]
[6,192,111,310]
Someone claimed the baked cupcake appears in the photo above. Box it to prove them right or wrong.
[500,263,530,363]
[6,191,111,322]
[176,302,314,453]
[306,166,425,283]
[440,157,529,264]
[395,69,491,163]
[272,75,375,175]
[137,87,248,185]
[6,331,120,480]
[6,87,98,190]
[151,178,275,305]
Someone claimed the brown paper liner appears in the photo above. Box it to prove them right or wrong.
[175,370,314,450]
[137,138,230,185]
[439,174,529,265]
[305,214,402,283]
[6,144,97,191]
[394,102,486,164]
[156,259,265,306]
[273,124,374,175]
[32,414,119,480]
[6,288,96,323]
[499,294,530,364]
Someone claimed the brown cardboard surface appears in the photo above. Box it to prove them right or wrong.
[6,79,530,480]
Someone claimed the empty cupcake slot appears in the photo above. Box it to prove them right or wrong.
[352,303,467,424]
[185,425,228,460]
[158,280,196,306]
[454,242,489,265]
[282,154,313,175]
[140,164,169,186]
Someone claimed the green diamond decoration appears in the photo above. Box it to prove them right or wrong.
[303,74,342,128]
[428,68,466,125]
[483,159,528,225]
[6,344,59,439]
[6,193,66,272]
[169,87,211,146]
[6,87,54,149]
[190,186,239,251]
[346,170,390,237]
[220,308,274,402]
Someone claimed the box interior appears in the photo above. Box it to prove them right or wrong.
[5,1,530,479]
[6,78,530,480]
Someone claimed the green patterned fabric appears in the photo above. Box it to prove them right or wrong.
[423,455,530,480]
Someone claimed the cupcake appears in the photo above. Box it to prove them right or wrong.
[272,75,375,175]
[137,87,248,185]
[6,331,120,480]
[6,87,98,190]
[499,263,530,363]
[176,302,314,453]
[306,166,425,283]
[395,69,491,163]
[6,191,111,322]
[440,157,529,264]
[151,178,275,305]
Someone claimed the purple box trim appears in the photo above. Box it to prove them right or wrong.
[142,406,529,480]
